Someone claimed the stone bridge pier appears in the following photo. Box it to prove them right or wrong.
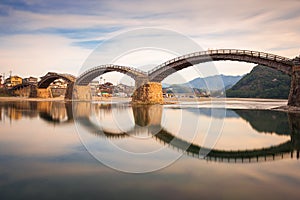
[37,88,52,98]
[132,77,163,104]
[71,85,92,101]
[288,64,300,107]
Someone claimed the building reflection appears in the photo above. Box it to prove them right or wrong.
[0,101,38,121]
[0,101,71,124]
[38,102,73,123]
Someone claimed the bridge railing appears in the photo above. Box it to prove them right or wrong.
[60,73,76,79]
[148,49,293,75]
[58,74,76,82]
[77,64,147,81]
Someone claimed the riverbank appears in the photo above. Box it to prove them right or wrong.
[0,96,131,102]
[0,96,294,111]
[166,97,291,111]
[0,96,287,102]
[0,96,66,102]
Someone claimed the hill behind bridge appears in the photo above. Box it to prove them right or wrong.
[226,65,291,99]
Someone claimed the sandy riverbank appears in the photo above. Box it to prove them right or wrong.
[0,96,288,102]
[1,96,299,112]
[0,96,131,102]
[0,96,66,102]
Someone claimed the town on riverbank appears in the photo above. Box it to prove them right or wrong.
[0,72,135,98]
[0,72,210,99]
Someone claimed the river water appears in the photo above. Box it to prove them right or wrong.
[0,101,300,199]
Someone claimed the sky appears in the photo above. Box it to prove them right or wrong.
[0,0,300,84]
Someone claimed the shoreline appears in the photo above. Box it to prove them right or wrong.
[0,96,66,102]
[0,96,299,112]
[0,96,288,102]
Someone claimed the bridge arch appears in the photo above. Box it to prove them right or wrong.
[36,72,76,99]
[76,64,147,86]
[148,49,294,82]
[38,72,76,89]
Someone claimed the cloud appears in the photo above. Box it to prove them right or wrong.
[72,39,104,49]
[0,0,299,79]
[0,34,91,77]
[37,27,122,39]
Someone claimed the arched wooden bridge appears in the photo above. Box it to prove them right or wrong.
[148,49,294,82]
[10,49,300,106]
[76,64,147,86]
[74,49,300,107]
[38,72,76,88]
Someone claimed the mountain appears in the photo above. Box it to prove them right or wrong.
[162,83,171,88]
[186,74,243,90]
[163,75,243,91]
[233,109,290,135]
[226,65,291,99]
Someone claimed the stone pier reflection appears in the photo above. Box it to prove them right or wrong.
[132,105,162,127]
[289,113,300,158]
[131,105,163,136]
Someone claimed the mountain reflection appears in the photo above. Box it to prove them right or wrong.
[234,110,290,135]
[1,101,300,163]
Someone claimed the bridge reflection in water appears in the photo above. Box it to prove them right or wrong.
[1,101,300,163]
[71,103,300,163]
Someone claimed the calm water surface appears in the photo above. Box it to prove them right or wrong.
[0,101,300,199]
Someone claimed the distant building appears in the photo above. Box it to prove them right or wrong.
[5,75,22,88]
[113,83,134,97]
[50,79,67,88]
[49,79,67,97]
[0,75,3,88]
[294,56,300,65]
[23,76,38,85]
[89,80,100,96]
[97,82,113,96]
